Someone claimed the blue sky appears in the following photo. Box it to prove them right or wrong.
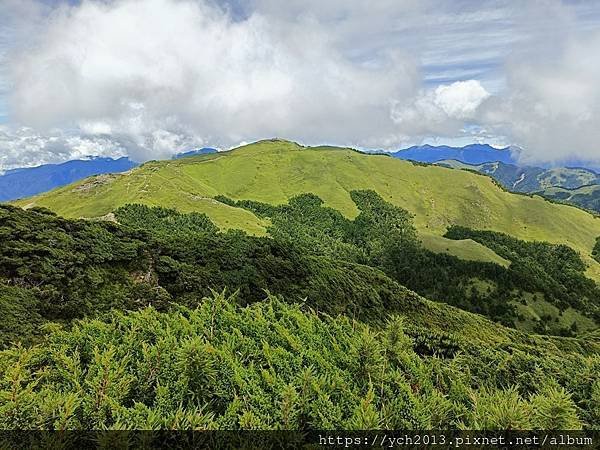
[1,0,600,169]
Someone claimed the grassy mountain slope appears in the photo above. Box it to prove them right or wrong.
[540,185,600,214]
[437,160,600,193]
[14,139,600,275]
[419,233,510,268]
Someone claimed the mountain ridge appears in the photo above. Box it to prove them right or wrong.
[13,139,600,284]
[0,156,138,202]
[391,143,516,165]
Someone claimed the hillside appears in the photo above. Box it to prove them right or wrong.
[15,139,600,277]
[437,160,600,194]
[540,185,600,214]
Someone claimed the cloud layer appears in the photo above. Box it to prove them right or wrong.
[485,32,600,165]
[1,0,600,168]
[5,0,423,165]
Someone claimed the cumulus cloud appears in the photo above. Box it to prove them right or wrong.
[391,80,490,137]
[483,31,600,165]
[0,126,128,171]
[2,0,425,166]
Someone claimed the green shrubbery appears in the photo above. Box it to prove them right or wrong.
[223,191,600,333]
[1,192,599,430]
[0,292,595,430]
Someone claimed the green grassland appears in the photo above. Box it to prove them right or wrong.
[512,292,597,335]
[14,139,600,277]
[539,184,600,214]
[419,233,510,267]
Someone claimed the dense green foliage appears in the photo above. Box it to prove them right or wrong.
[1,293,598,430]
[2,190,600,431]
[222,192,600,335]
[0,202,423,347]
[0,206,153,347]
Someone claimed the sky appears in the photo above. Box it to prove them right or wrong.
[0,0,600,170]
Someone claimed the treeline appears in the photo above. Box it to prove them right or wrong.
[2,189,598,350]
[220,191,600,334]
[0,293,597,430]
[0,202,418,347]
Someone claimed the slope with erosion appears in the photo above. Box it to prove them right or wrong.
[14,139,600,279]
[436,159,600,194]
[539,184,600,214]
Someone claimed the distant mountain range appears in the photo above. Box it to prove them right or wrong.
[0,148,219,202]
[387,144,600,214]
[391,144,517,165]
[436,160,600,192]
[0,157,138,202]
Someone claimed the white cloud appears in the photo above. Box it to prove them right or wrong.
[390,80,490,137]
[434,80,491,119]
[0,126,128,171]
[2,0,423,166]
[479,3,600,165]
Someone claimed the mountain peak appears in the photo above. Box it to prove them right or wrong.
[233,138,304,154]
[253,138,303,146]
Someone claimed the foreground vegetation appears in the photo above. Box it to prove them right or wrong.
[1,293,598,430]
[2,187,600,430]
